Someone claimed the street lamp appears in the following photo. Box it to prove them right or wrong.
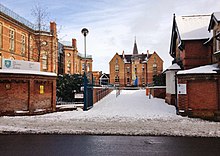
[81,28,89,111]
[81,28,89,73]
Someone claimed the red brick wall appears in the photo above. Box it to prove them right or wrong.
[183,40,211,69]
[0,82,28,112]
[0,73,56,115]
[188,80,217,110]
[177,74,219,119]
[152,88,166,99]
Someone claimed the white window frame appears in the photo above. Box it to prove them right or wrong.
[9,28,15,52]
[21,33,26,55]
[0,23,2,49]
[42,53,48,70]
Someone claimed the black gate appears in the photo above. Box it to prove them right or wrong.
[83,73,93,111]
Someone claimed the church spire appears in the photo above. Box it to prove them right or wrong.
[133,36,138,55]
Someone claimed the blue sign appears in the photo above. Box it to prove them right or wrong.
[4,60,11,68]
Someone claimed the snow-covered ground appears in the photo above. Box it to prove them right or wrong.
[0,90,220,137]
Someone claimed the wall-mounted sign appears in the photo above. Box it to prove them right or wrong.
[75,93,83,99]
[177,84,187,94]
[2,59,40,71]
[40,85,44,94]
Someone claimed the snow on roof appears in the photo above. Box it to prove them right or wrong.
[167,63,181,70]
[213,12,220,21]
[177,64,219,75]
[59,41,72,46]
[0,69,57,76]
[176,15,211,40]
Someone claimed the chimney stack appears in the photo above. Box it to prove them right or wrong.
[72,38,77,49]
[50,21,57,36]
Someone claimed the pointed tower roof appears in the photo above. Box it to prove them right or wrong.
[133,37,138,55]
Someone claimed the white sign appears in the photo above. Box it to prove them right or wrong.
[2,59,40,71]
[177,84,187,94]
[75,93,84,99]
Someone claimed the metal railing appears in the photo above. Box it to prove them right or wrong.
[0,3,49,31]
[0,3,35,29]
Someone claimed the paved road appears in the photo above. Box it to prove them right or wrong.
[0,135,220,156]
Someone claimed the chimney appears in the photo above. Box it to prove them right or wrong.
[147,50,150,56]
[50,21,57,36]
[122,50,125,58]
[72,38,77,49]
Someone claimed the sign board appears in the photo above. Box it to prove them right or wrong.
[40,85,44,94]
[177,84,187,94]
[2,59,40,71]
[75,93,84,99]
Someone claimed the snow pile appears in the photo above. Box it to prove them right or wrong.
[0,90,220,137]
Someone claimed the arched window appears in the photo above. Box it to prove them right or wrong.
[115,58,118,64]
[42,53,48,70]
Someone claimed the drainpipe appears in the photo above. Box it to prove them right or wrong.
[175,72,179,114]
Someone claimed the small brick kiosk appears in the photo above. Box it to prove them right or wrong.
[0,60,57,116]
[177,64,220,120]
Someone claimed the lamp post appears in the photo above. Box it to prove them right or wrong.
[81,28,89,73]
[81,28,89,111]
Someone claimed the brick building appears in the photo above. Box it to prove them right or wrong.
[0,4,58,73]
[0,4,58,115]
[169,14,212,70]
[166,14,212,106]
[168,12,220,120]
[58,39,93,75]
[109,40,163,87]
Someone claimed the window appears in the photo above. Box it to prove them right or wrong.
[87,63,90,71]
[115,75,119,83]
[115,58,118,64]
[9,28,15,52]
[21,34,26,55]
[142,64,145,72]
[127,67,130,73]
[82,63,85,71]
[0,23,2,49]
[67,60,71,73]
[134,65,137,73]
[115,64,119,72]
[42,53,48,70]
[153,63,157,75]
[127,77,130,83]
[216,31,220,52]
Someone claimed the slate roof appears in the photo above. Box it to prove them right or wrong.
[119,54,151,63]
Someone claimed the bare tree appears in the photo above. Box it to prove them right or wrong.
[31,3,49,62]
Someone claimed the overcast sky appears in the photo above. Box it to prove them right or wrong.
[1,0,220,73]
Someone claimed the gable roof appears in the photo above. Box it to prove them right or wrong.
[169,14,211,58]
[176,14,211,40]
[99,73,110,79]
[208,12,220,31]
